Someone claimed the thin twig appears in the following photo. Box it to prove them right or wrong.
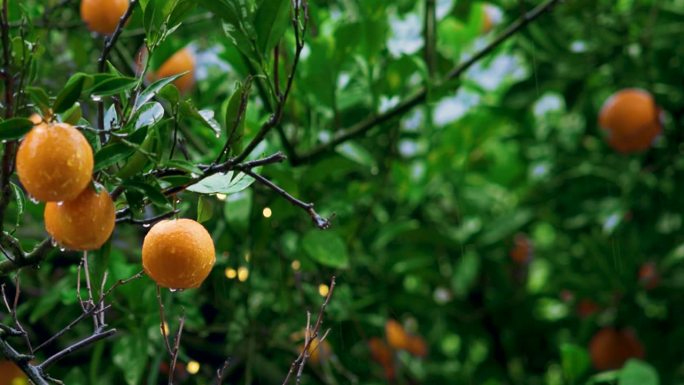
[215,358,231,385]
[39,328,117,370]
[156,285,174,356]
[282,276,336,385]
[240,168,332,229]
[168,315,185,385]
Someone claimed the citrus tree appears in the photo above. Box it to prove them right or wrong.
[0,0,682,384]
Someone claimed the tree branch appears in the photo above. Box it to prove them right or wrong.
[291,0,563,165]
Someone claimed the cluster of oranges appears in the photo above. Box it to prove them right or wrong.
[17,112,215,289]
[82,0,196,94]
[368,319,428,380]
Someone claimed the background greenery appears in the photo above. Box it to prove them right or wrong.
[2,0,684,384]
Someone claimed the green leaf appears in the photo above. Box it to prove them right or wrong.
[186,170,256,195]
[53,73,92,113]
[162,159,203,175]
[94,143,136,171]
[619,360,659,385]
[26,86,51,113]
[179,100,220,135]
[135,74,185,111]
[0,117,33,140]
[224,79,251,156]
[451,250,480,298]
[113,335,147,385]
[197,196,214,223]
[59,102,82,125]
[134,102,165,129]
[560,343,590,382]
[124,180,169,207]
[90,76,138,97]
[254,0,290,55]
[10,182,24,230]
[302,230,349,268]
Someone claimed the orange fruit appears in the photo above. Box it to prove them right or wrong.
[299,337,332,365]
[44,187,115,251]
[589,328,644,371]
[0,361,27,385]
[154,48,196,94]
[385,319,411,351]
[510,233,533,264]
[406,335,428,357]
[598,89,662,153]
[368,338,395,380]
[16,122,94,202]
[142,219,216,289]
[80,0,129,35]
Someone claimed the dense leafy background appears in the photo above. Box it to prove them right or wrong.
[2,0,684,384]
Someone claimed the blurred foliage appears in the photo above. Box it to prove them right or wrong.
[1,0,684,384]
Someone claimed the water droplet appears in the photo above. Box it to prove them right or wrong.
[142,223,151,228]
[91,95,102,102]
[168,288,184,293]
[190,173,199,178]
[57,201,64,206]
[59,247,66,252]
[28,195,39,204]
[50,239,58,247]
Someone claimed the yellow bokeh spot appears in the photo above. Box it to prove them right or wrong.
[291,260,301,271]
[187,360,200,375]
[244,252,251,262]
[318,284,329,297]
[225,268,237,279]
[216,193,227,201]
[238,266,249,282]
[262,207,272,218]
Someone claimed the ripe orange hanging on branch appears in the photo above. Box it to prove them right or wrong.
[44,187,116,251]
[153,47,196,94]
[589,327,644,370]
[142,219,216,289]
[598,89,662,153]
[80,0,130,35]
[16,122,94,202]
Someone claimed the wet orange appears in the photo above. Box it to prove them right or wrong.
[80,0,129,35]
[385,319,411,350]
[598,89,661,153]
[154,48,196,94]
[0,361,27,385]
[16,122,93,202]
[589,328,644,370]
[44,187,115,251]
[142,219,216,289]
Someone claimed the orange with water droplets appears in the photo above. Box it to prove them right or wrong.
[16,122,93,202]
[80,0,129,35]
[154,48,196,94]
[598,89,662,153]
[142,219,216,289]
[0,361,27,385]
[44,187,116,251]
